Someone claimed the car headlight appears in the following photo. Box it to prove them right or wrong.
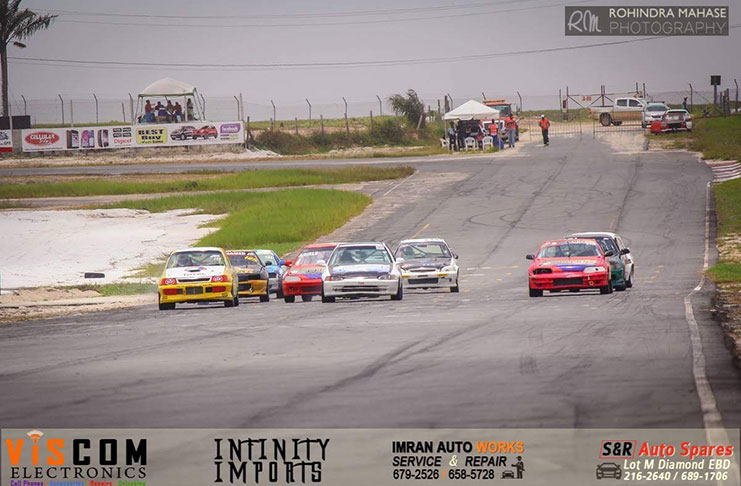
[377,273,391,280]
[326,275,343,281]
[284,275,301,282]
[441,266,456,272]
[584,266,606,274]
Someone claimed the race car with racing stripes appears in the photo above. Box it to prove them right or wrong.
[281,243,339,302]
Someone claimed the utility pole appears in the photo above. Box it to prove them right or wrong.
[376,95,383,117]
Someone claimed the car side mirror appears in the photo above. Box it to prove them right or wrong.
[620,248,630,255]
[396,257,405,264]
[317,260,326,266]
[284,260,293,267]
[604,250,615,257]
[526,254,535,260]
[454,253,459,259]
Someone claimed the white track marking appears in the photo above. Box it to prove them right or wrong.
[684,182,738,486]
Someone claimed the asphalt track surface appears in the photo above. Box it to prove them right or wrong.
[1,136,740,429]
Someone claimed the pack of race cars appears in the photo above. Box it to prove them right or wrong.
[157,232,634,310]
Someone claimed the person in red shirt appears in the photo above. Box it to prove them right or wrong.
[505,114,517,147]
[539,114,551,146]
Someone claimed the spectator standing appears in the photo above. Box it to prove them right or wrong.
[539,114,551,146]
[166,100,175,122]
[144,100,153,114]
[505,113,517,148]
[186,99,194,120]
[682,97,688,111]
[174,102,183,122]
[447,122,456,151]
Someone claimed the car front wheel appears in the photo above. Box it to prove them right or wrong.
[390,281,403,301]
[284,295,296,303]
[158,301,176,311]
[301,295,313,302]
[600,279,613,295]
[260,293,270,303]
[529,288,543,298]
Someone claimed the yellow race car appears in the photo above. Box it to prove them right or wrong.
[158,247,239,310]
[225,250,270,302]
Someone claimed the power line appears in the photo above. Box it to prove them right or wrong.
[49,0,599,29]
[37,0,555,20]
[15,31,736,72]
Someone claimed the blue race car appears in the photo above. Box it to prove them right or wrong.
[254,249,287,298]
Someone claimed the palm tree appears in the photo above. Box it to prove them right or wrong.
[0,1,56,116]
[388,89,426,129]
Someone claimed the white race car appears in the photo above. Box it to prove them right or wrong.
[394,238,460,292]
[320,242,403,302]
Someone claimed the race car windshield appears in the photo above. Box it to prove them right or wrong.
[537,243,600,258]
[592,237,619,255]
[255,250,277,265]
[295,248,334,265]
[167,251,225,268]
[395,243,451,260]
[329,246,392,266]
[227,252,260,267]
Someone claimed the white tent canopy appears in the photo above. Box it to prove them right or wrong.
[135,77,204,123]
[138,77,197,97]
[443,99,501,121]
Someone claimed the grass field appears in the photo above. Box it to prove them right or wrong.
[72,282,157,296]
[108,188,372,276]
[0,166,414,199]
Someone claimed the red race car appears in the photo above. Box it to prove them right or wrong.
[281,243,339,302]
[526,238,614,297]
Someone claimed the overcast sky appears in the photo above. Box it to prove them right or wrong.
[11,0,741,107]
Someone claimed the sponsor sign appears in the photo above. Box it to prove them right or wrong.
[0,129,12,153]
[565,6,729,36]
[21,121,244,152]
[1,428,737,485]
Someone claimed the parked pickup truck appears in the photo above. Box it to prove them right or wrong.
[589,97,647,126]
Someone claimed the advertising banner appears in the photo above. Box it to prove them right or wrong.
[20,121,244,152]
[0,129,12,153]
[1,428,738,486]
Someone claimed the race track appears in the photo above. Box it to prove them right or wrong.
[1,135,740,429]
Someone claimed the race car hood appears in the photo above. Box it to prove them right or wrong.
[288,265,325,278]
[329,263,392,278]
[232,264,263,274]
[164,265,226,279]
[534,257,603,272]
[400,258,449,270]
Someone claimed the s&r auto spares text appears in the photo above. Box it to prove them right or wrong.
[213,437,330,484]
[391,440,525,480]
[565,6,729,36]
[602,440,736,481]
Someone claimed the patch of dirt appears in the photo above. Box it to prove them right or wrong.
[1,173,226,184]
[0,287,101,304]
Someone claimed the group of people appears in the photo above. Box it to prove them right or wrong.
[141,98,194,123]
[447,113,521,151]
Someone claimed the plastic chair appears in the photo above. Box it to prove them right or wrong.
[482,136,494,150]
[440,138,449,148]
[464,137,477,150]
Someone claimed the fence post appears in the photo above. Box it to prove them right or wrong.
[21,95,26,116]
[239,93,244,121]
[735,79,738,113]
[688,83,693,112]
[270,100,276,130]
[376,95,383,117]
[70,100,74,127]
[58,94,64,124]
[246,116,251,144]
[320,114,324,135]
[517,91,522,114]
[234,95,240,121]
[121,103,126,123]
[128,93,134,122]
[370,110,373,131]
[342,97,349,135]
[295,117,299,135]
[93,93,99,124]
[306,98,311,122]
